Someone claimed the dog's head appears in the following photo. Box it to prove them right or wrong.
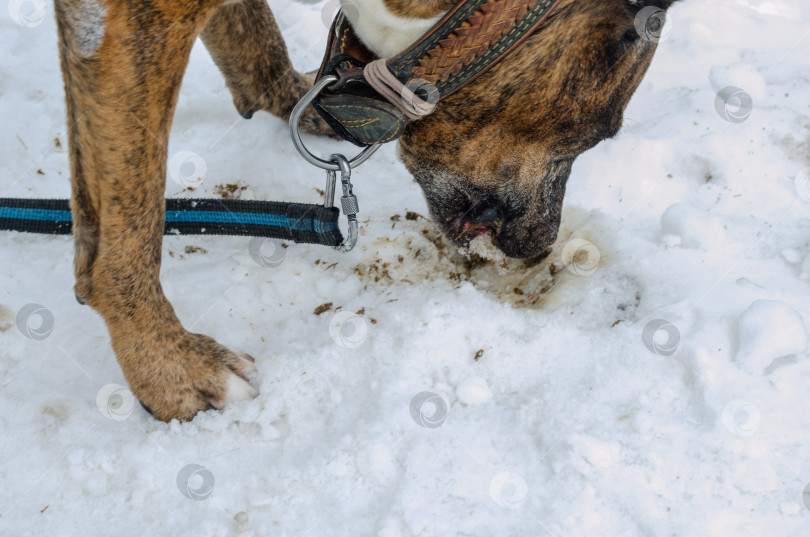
[354,0,678,258]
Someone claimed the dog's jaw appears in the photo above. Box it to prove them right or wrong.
[341,0,446,58]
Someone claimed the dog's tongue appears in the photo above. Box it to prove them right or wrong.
[467,222,494,236]
[456,221,497,242]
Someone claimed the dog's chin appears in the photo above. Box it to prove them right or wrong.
[492,217,560,259]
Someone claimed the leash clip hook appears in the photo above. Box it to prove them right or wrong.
[326,154,359,253]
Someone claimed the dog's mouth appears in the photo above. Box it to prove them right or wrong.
[430,195,563,259]
[409,156,574,259]
[403,149,575,258]
[445,207,504,247]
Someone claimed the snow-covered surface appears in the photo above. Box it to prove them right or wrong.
[2,1,810,536]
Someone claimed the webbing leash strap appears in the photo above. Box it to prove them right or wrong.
[0,198,343,246]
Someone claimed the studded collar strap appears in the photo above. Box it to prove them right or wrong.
[311,0,563,147]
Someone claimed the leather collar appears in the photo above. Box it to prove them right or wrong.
[312,0,563,147]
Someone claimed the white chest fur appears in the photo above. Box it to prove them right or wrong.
[62,0,107,58]
[341,0,446,58]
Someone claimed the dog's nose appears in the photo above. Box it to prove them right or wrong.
[472,206,502,227]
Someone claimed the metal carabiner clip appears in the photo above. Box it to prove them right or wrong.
[290,75,382,252]
[323,154,359,253]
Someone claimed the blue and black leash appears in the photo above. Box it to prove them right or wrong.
[0,197,344,247]
[1,64,381,251]
[0,150,363,250]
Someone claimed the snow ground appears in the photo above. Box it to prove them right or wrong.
[1,0,810,536]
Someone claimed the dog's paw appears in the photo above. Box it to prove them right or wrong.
[121,333,259,422]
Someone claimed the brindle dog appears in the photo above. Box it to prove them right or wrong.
[53,0,678,421]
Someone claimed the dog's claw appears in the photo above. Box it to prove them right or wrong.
[210,373,259,409]
[233,94,256,120]
[230,346,256,363]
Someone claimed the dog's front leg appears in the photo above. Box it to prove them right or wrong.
[200,0,334,135]
[55,0,257,421]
